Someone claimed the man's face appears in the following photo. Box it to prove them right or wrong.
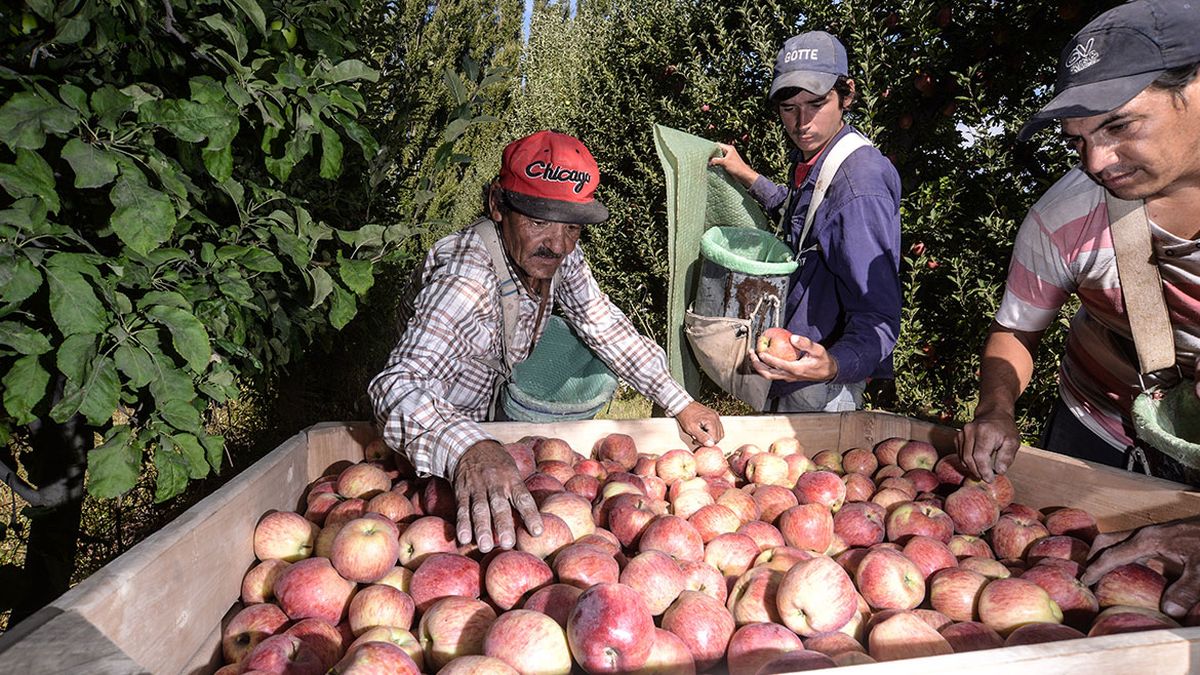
[1061,77,1200,201]
[490,190,582,287]
[777,83,851,159]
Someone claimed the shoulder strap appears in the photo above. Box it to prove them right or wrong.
[1105,193,1176,374]
[788,130,874,258]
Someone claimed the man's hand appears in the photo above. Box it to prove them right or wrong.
[957,410,1022,482]
[674,402,724,448]
[1080,516,1200,619]
[749,333,838,383]
[709,143,760,188]
[453,440,542,553]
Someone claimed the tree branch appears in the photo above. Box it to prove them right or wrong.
[160,0,221,68]
[0,457,77,509]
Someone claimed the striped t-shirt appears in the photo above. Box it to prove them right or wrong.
[996,168,1200,448]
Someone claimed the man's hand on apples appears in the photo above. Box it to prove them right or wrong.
[1082,515,1200,619]
[957,410,1022,483]
[453,440,542,553]
[674,402,725,448]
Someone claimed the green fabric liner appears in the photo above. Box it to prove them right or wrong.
[700,226,799,276]
[1132,383,1200,469]
[502,315,618,422]
[653,124,772,392]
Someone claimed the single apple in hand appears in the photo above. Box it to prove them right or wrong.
[756,327,799,360]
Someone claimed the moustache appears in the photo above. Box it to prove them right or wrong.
[533,248,562,260]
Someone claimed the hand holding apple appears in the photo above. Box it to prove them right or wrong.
[1080,515,1200,619]
[672,401,724,448]
[453,440,543,553]
[750,330,839,383]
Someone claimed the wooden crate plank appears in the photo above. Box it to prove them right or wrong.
[0,607,149,674]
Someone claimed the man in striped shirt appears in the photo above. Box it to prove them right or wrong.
[958,0,1200,619]
[369,131,724,553]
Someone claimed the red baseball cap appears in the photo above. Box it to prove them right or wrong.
[499,130,609,224]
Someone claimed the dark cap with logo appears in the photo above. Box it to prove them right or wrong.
[1019,0,1200,141]
[498,130,609,224]
[769,31,849,101]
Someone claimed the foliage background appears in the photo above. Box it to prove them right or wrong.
[0,0,1123,632]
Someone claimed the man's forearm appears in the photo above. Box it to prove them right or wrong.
[975,323,1042,418]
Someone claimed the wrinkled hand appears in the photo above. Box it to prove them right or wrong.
[1080,516,1200,619]
[749,333,838,383]
[709,143,759,187]
[674,402,724,448]
[453,440,542,553]
[957,410,1022,483]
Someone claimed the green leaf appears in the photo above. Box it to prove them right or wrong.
[86,427,139,500]
[62,139,119,189]
[323,59,379,84]
[150,367,201,432]
[171,433,210,480]
[0,91,78,150]
[239,248,282,273]
[137,291,190,310]
[78,355,119,426]
[308,267,333,308]
[0,321,52,355]
[114,342,157,388]
[0,255,41,303]
[153,445,189,502]
[200,14,248,61]
[91,87,132,129]
[336,224,384,250]
[338,257,374,296]
[201,434,225,474]
[203,144,233,183]
[46,257,106,336]
[55,333,97,382]
[146,305,211,374]
[54,16,90,44]
[0,149,60,213]
[442,68,468,105]
[319,124,343,179]
[59,85,89,114]
[333,114,379,159]
[110,174,176,256]
[273,228,309,269]
[3,354,49,424]
[329,285,356,329]
[226,0,267,34]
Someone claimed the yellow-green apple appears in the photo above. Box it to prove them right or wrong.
[929,567,988,621]
[331,516,401,583]
[726,565,783,625]
[1042,507,1099,543]
[751,485,799,524]
[870,488,911,513]
[1088,605,1179,637]
[855,547,925,610]
[1093,563,1167,610]
[347,584,415,635]
[306,492,344,525]
[1026,534,1090,565]
[618,550,685,616]
[538,460,576,485]
[417,597,497,671]
[965,474,1015,508]
[1005,622,1086,646]
[373,565,411,593]
[515,512,572,559]
[594,433,639,470]
[483,549,553,610]
[756,651,837,673]
[575,457,607,481]
[567,583,656,672]
[656,449,698,483]
[877,476,917,499]
[254,510,319,562]
[777,503,835,553]
[661,590,735,671]
[842,447,878,476]
[842,472,875,503]
[693,446,727,477]
[867,610,954,661]
[337,463,391,500]
[886,501,953,544]
[330,640,419,674]
[902,535,958,579]
[811,449,844,474]
[397,516,457,569]
[745,453,791,487]
[325,498,368,527]
[726,622,803,675]
[793,471,847,512]
[756,327,799,360]
[804,630,866,658]
[409,552,481,612]
[768,437,803,456]
[539,491,594,541]
[939,620,1004,652]
[274,557,356,624]
[241,558,290,604]
[736,520,784,552]
[553,543,620,589]
[285,617,349,670]
[833,501,886,548]
[990,513,1049,560]
[639,514,705,562]
[482,609,572,675]
[522,583,584,628]
[948,534,993,559]
[221,602,290,664]
[943,485,1000,536]
[241,634,325,675]
[703,532,759,581]
[959,555,1011,579]
[873,437,907,466]
[346,627,422,671]
[679,559,728,604]
[534,437,577,465]
[896,441,938,471]
[631,627,696,675]
[776,555,858,636]
[524,472,566,505]
[903,468,939,493]
[978,577,1064,635]
[438,655,519,674]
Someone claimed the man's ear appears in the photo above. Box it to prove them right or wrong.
[843,78,857,110]
[487,184,504,222]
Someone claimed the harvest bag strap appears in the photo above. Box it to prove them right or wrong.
[1105,193,1176,375]
[781,130,873,262]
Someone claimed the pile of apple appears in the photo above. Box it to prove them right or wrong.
[220,433,1197,674]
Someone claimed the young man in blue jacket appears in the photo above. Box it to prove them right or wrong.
[711,30,903,412]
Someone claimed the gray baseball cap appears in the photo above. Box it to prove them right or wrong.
[1019,0,1200,141]
[769,31,849,101]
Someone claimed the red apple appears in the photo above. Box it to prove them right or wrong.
[842,447,878,476]
[564,474,600,502]
[933,455,969,487]
[221,602,290,665]
[793,471,847,512]
[1088,605,1179,636]
[978,577,1064,635]
[241,634,325,675]
[902,535,958,579]
[332,638,419,674]
[989,512,1049,560]
[484,549,553,610]
[522,583,584,628]
[811,449,844,474]
[482,609,572,675]
[855,547,925,610]
[877,476,917,499]
[274,557,356,624]
[639,514,705,562]
[607,501,657,549]
[745,453,791,487]
[960,556,1011,579]
[347,584,415,636]
[538,460,576,485]
[336,463,391,500]
[513,511,573,560]
[777,503,835,553]
[965,474,1015,508]
[553,543,620,589]
[1005,622,1086,646]
[842,472,876,503]
[325,498,368,527]
[436,655,518,674]
[867,610,953,661]
[1026,535,1090,565]
[939,621,1004,652]
[873,437,908,466]
[833,501,886,548]
[704,532,760,581]
[679,560,729,604]
[757,327,799,360]
[241,559,290,605]
[254,510,319,562]
[717,488,760,524]
[533,437,577,465]
[619,550,686,615]
[871,488,911,512]
[751,485,799,524]
[418,478,456,521]
[671,486,715,519]
[1042,507,1099,543]
[755,651,837,673]
[594,434,638,471]
[727,565,784,625]
[929,567,988,621]
[886,501,953,543]
[525,472,566,505]
[804,630,866,657]
[397,516,457,569]
[331,516,401,583]
[286,618,350,671]
[539,491,595,541]
[948,534,994,559]
[417,597,497,671]
[306,492,344,525]
[688,503,741,543]
[656,449,698,483]
[631,627,696,675]
[566,583,656,672]
[693,446,727,477]
[575,458,607,481]
[409,552,481,612]
[776,555,858,635]
[661,590,735,671]
[944,485,1000,537]
[1093,563,1167,610]
[737,520,785,552]
[725,622,803,675]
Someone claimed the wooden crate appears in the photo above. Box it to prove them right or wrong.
[1,412,1197,674]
